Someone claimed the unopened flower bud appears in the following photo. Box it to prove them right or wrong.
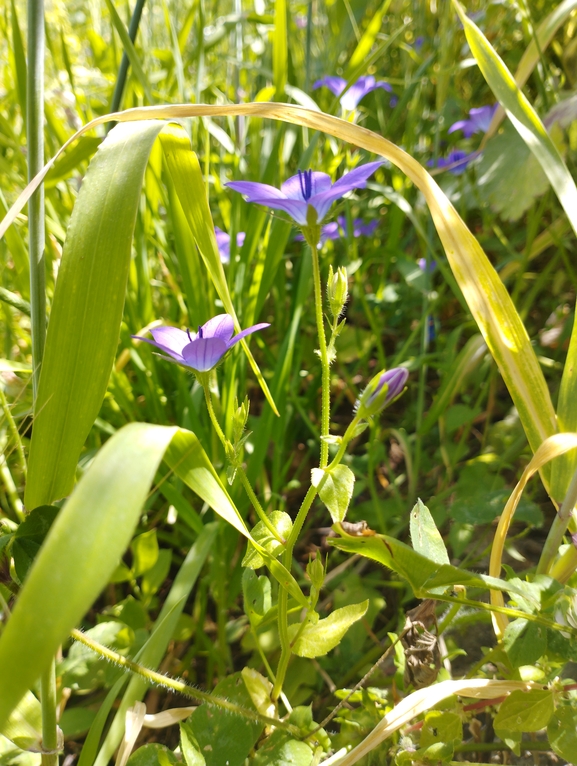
[327,265,348,317]
[356,367,409,418]
[232,395,250,443]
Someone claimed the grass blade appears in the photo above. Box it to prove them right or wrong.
[25,120,165,509]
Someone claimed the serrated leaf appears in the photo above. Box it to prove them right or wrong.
[493,689,555,732]
[409,499,449,566]
[477,121,550,221]
[312,465,355,523]
[241,511,292,569]
[547,706,577,762]
[288,600,368,658]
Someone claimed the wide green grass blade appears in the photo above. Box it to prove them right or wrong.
[0,422,178,730]
[25,120,166,509]
[159,125,279,415]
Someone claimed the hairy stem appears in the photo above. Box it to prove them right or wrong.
[70,628,298,734]
[310,244,331,468]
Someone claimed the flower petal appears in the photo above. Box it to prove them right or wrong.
[182,337,228,372]
[313,76,347,97]
[200,314,235,341]
[226,180,287,202]
[248,197,309,225]
[143,326,191,358]
[228,322,270,348]
[280,171,332,200]
[131,333,186,363]
[214,227,231,263]
[309,160,384,222]
[340,76,392,110]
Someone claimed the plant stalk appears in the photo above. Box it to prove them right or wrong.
[27,0,46,401]
[40,659,59,766]
[309,243,331,468]
[537,462,577,575]
[107,0,147,129]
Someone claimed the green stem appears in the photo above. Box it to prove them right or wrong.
[107,0,147,128]
[0,387,27,479]
[201,381,283,543]
[40,659,59,766]
[0,455,25,521]
[537,463,577,575]
[272,417,362,701]
[550,543,577,583]
[27,0,46,402]
[70,628,299,733]
[309,244,331,468]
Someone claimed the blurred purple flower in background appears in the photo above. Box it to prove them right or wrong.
[448,105,497,137]
[215,226,246,264]
[227,162,383,226]
[296,216,378,245]
[414,35,425,51]
[313,75,393,111]
[429,149,475,176]
[417,257,437,273]
[132,314,269,373]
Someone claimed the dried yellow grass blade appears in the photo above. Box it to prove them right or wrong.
[0,102,557,474]
[333,679,540,766]
[489,433,577,637]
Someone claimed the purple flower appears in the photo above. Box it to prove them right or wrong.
[448,105,497,138]
[214,226,246,264]
[313,76,393,111]
[417,258,437,273]
[414,36,425,52]
[356,367,409,417]
[429,150,475,176]
[227,162,384,226]
[296,216,378,244]
[132,314,269,374]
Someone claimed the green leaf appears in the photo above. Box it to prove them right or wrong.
[182,673,263,766]
[477,121,550,221]
[126,744,179,766]
[312,465,355,524]
[180,724,205,766]
[131,530,159,577]
[251,730,314,766]
[242,512,292,569]
[547,706,577,762]
[60,621,135,691]
[0,422,177,730]
[141,549,171,598]
[11,506,59,583]
[347,0,390,74]
[409,499,450,566]
[288,601,369,658]
[503,619,547,668]
[421,711,462,749]
[0,691,41,751]
[243,570,272,627]
[159,126,278,416]
[25,120,166,509]
[273,0,287,97]
[493,689,555,732]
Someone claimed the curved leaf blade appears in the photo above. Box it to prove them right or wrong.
[25,120,166,509]
[0,422,177,730]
